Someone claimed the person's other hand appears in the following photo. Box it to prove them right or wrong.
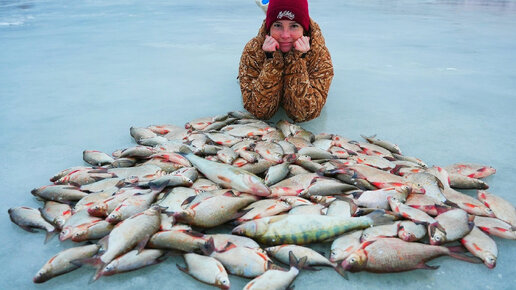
[262,35,279,52]
[293,36,310,53]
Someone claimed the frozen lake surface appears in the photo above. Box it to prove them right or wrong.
[1,0,516,289]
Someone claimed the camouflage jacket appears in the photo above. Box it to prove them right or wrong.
[239,19,334,123]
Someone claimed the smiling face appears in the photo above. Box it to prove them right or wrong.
[269,20,304,52]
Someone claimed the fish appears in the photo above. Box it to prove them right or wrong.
[175,192,254,228]
[300,176,358,197]
[264,162,291,186]
[298,146,334,160]
[404,193,450,216]
[33,244,100,283]
[8,207,56,241]
[361,222,401,242]
[397,221,427,242]
[349,154,395,170]
[269,173,318,197]
[202,238,273,278]
[178,146,270,197]
[53,168,115,185]
[448,174,489,190]
[217,147,239,164]
[392,153,428,168]
[330,230,363,262]
[83,150,114,166]
[232,210,394,245]
[361,134,402,154]
[237,199,291,223]
[403,172,447,203]
[105,191,159,224]
[387,196,443,231]
[95,249,166,280]
[86,187,146,217]
[429,208,473,245]
[191,178,221,192]
[288,204,325,215]
[88,205,162,271]
[473,216,516,240]
[265,245,336,268]
[244,251,306,290]
[204,233,260,250]
[442,187,495,217]
[326,198,358,218]
[156,187,197,213]
[148,224,207,252]
[477,190,516,228]
[461,226,498,269]
[353,186,410,210]
[71,220,114,242]
[338,238,481,274]
[59,210,103,241]
[39,201,72,229]
[148,167,198,190]
[444,163,496,179]
[254,141,284,164]
[130,126,157,142]
[177,253,230,289]
[31,185,88,203]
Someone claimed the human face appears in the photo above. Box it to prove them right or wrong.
[269,20,304,53]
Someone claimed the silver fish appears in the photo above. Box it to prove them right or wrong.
[179,146,270,196]
[178,253,230,289]
[33,244,100,283]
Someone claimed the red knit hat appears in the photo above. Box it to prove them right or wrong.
[265,0,310,32]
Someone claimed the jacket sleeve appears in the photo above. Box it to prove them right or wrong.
[281,45,334,123]
[239,38,285,120]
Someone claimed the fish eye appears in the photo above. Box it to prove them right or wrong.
[350,257,356,263]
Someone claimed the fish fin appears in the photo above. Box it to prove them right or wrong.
[201,237,215,256]
[185,229,205,238]
[286,285,295,290]
[97,235,109,253]
[390,165,406,176]
[351,190,363,199]
[181,196,197,207]
[176,263,189,274]
[435,205,451,215]
[366,210,396,226]
[17,225,37,233]
[149,179,170,192]
[284,153,298,163]
[135,234,151,254]
[447,250,483,264]
[468,221,475,231]
[177,145,193,155]
[232,208,252,220]
[359,240,376,249]
[334,265,349,280]
[415,262,439,270]
[444,200,459,208]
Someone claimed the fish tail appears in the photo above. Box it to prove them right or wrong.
[366,210,396,226]
[289,251,308,271]
[177,145,193,156]
[200,237,216,256]
[44,229,58,244]
[149,179,170,192]
[334,265,349,280]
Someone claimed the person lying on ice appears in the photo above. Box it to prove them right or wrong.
[239,0,334,123]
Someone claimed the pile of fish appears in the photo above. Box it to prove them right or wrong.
[8,111,516,288]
